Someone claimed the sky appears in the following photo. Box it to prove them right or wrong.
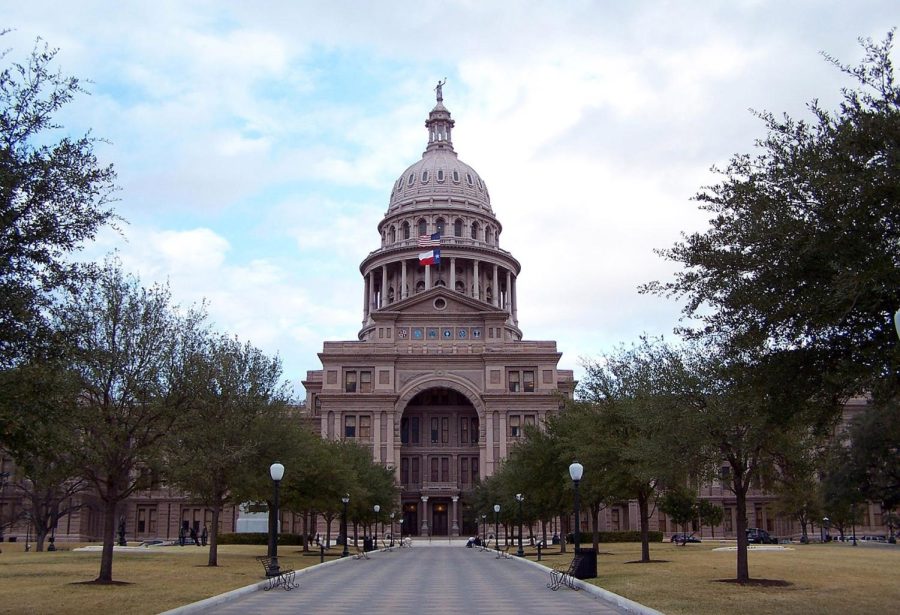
[4,1,896,396]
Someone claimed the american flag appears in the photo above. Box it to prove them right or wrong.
[418,233,441,247]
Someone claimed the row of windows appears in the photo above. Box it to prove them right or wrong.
[399,456,480,485]
[395,169,485,192]
[508,370,536,393]
[344,414,372,439]
[400,416,479,445]
[345,369,373,393]
[383,218,497,245]
[509,414,536,438]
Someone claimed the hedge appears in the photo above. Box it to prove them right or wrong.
[566,530,663,543]
[216,533,306,545]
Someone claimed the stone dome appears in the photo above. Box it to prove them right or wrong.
[387,98,492,213]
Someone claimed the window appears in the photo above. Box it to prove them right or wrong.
[344,415,356,438]
[411,417,420,444]
[454,218,463,237]
[418,219,427,236]
[345,369,372,393]
[359,415,371,440]
[452,170,460,183]
[461,457,469,484]
[486,227,493,244]
[471,222,479,240]
[466,172,473,185]
[412,457,420,483]
[441,457,449,481]
[441,417,449,443]
[345,372,357,393]
[422,170,429,183]
[508,371,520,392]
[401,458,409,484]
[401,417,409,444]
[431,417,439,443]
[437,169,445,182]
[509,415,521,438]
[460,418,469,444]
[390,226,396,243]
[436,218,445,235]
[524,415,535,432]
[524,371,535,392]
[431,457,439,481]
[408,173,415,186]
[360,370,373,393]
[403,221,410,239]
[472,458,479,483]
[471,417,479,443]
[137,507,157,534]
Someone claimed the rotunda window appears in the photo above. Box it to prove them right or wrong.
[390,226,396,243]
[466,173,473,185]
[418,219,427,236]
[486,227,493,244]
[422,170,429,183]
[436,218,445,235]
[471,222,479,240]
[454,218,463,237]
[408,173,415,186]
[437,169,445,182]
[452,170,460,183]
[403,221,410,240]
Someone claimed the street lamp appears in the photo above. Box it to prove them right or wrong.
[569,461,584,553]
[481,514,486,545]
[821,517,829,543]
[493,504,500,549]
[374,504,380,548]
[515,494,525,557]
[341,494,350,557]
[267,462,285,577]
[390,512,396,547]
[399,517,404,546]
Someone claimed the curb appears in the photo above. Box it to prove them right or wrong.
[159,553,353,615]
[501,551,665,615]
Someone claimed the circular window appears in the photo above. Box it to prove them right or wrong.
[433,298,447,310]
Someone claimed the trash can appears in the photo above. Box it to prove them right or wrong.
[363,537,374,552]
[573,547,597,579]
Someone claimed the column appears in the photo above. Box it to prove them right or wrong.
[484,411,494,476]
[473,260,479,300]
[499,413,508,459]
[425,264,431,290]
[421,496,429,536]
[450,258,456,292]
[505,271,512,314]
[401,260,408,299]
[373,411,381,462]
[492,265,499,307]
[368,272,376,314]
[363,274,370,321]
[511,274,518,324]
[386,411,395,471]
[381,264,388,307]
[451,496,460,536]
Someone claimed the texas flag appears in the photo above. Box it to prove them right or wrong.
[419,248,441,266]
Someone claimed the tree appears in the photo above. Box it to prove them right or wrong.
[643,32,900,407]
[57,261,202,583]
[697,499,724,539]
[0,35,117,367]
[659,488,697,544]
[844,401,900,514]
[164,333,293,566]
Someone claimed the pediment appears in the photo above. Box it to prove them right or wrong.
[374,287,506,317]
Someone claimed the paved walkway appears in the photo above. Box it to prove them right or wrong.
[197,546,634,614]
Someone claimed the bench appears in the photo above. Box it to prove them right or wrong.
[399,537,412,548]
[353,545,370,560]
[547,554,583,591]
[478,538,493,552]
[380,539,394,552]
[496,544,512,559]
[255,556,298,591]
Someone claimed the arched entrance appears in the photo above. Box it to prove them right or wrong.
[398,387,480,536]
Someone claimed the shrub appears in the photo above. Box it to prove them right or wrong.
[566,531,663,543]
[216,533,306,545]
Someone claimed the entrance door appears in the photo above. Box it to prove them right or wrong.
[403,503,418,536]
[432,505,448,536]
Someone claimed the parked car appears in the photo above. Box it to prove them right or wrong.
[670,533,701,543]
[746,528,777,544]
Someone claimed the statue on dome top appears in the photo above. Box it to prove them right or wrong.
[435,78,446,102]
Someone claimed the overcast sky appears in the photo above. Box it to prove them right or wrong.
[5,2,896,395]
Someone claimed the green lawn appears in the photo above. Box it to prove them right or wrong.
[0,540,897,614]
[531,540,900,615]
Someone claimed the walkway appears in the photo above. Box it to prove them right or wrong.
[198,545,634,614]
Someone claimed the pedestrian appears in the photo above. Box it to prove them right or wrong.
[179,521,188,547]
[190,526,199,546]
[201,525,208,546]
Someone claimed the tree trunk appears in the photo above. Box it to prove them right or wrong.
[733,474,751,582]
[302,511,309,552]
[97,499,118,583]
[324,513,332,548]
[591,502,600,552]
[638,490,651,563]
[541,520,547,548]
[207,505,221,566]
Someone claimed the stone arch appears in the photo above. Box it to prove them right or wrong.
[394,375,485,424]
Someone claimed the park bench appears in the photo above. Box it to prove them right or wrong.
[381,538,394,552]
[399,537,413,548]
[547,554,583,591]
[353,545,370,560]
[496,544,512,559]
[255,556,298,591]
[478,538,493,552]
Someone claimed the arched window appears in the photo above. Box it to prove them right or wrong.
[390,226,396,243]
[466,173,474,185]
[418,219,427,237]
[471,222,479,240]
[437,169,445,182]
[454,218,463,237]
[403,222,410,240]
[422,170,429,183]
[435,279,446,287]
[455,280,465,293]
[408,173,415,186]
[452,170,460,183]
[435,218,445,236]
[415,281,425,293]
[486,227,493,244]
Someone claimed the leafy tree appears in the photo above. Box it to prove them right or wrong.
[643,32,900,409]
[164,334,293,566]
[697,499,724,539]
[659,488,697,545]
[56,261,203,583]
[0,35,117,367]
[844,401,900,513]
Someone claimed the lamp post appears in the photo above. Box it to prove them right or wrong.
[267,462,284,576]
[493,504,500,550]
[481,514,486,544]
[515,494,525,557]
[341,494,350,557]
[569,461,584,553]
[373,504,380,548]
[821,517,829,543]
[399,517,404,546]
[390,512,396,547]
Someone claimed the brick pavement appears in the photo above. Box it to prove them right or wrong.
[198,545,632,614]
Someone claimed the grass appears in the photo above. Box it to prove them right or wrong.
[530,540,900,615]
[0,540,897,614]
[0,542,339,615]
